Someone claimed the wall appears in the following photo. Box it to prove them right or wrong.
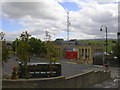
[2,70,111,88]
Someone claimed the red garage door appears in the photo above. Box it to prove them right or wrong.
[66,51,78,59]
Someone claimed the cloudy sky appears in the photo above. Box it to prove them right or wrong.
[1,0,118,41]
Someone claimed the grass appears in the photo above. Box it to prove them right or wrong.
[80,39,117,52]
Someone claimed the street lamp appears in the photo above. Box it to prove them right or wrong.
[0,32,5,41]
[100,25,108,65]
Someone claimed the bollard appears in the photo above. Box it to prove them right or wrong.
[104,64,109,71]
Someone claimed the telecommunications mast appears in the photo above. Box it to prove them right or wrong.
[44,31,51,42]
[67,11,70,41]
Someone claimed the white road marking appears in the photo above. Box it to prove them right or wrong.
[93,65,104,67]
[66,62,77,64]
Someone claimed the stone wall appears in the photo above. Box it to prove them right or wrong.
[2,70,111,88]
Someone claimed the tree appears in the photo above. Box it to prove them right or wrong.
[46,41,59,62]
[29,37,47,57]
[11,38,19,53]
[16,31,31,78]
[46,41,59,77]
[44,31,59,62]
[12,37,47,58]
[112,42,120,63]
[0,32,10,65]
[2,40,10,65]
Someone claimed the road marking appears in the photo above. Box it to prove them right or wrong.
[93,65,103,67]
[66,62,77,64]
[83,70,93,72]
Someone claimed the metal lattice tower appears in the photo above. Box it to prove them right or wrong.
[44,31,51,42]
[67,11,70,41]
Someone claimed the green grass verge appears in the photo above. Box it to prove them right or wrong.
[80,39,117,52]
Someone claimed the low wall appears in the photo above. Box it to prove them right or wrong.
[65,70,111,88]
[2,70,111,88]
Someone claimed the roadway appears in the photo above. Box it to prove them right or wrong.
[2,55,105,77]
[2,55,119,88]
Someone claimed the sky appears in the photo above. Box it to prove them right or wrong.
[0,0,119,41]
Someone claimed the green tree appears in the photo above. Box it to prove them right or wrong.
[16,31,31,78]
[29,37,47,57]
[46,41,59,77]
[2,40,10,65]
[46,41,59,62]
[12,37,47,58]
[0,32,10,65]
[11,38,19,53]
[112,42,120,63]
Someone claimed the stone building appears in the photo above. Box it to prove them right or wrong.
[53,39,103,64]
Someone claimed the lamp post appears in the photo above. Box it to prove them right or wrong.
[100,25,108,66]
[101,38,104,65]
[0,32,5,41]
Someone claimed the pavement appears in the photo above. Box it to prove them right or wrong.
[86,67,120,88]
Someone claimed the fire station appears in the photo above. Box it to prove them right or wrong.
[53,39,103,64]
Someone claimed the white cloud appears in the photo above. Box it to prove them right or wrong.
[69,0,118,37]
[2,1,65,20]
[1,0,118,41]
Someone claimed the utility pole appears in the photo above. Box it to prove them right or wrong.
[67,11,70,41]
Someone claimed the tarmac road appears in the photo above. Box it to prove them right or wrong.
[2,55,105,77]
[2,55,19,77]
[60,60,105,77]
